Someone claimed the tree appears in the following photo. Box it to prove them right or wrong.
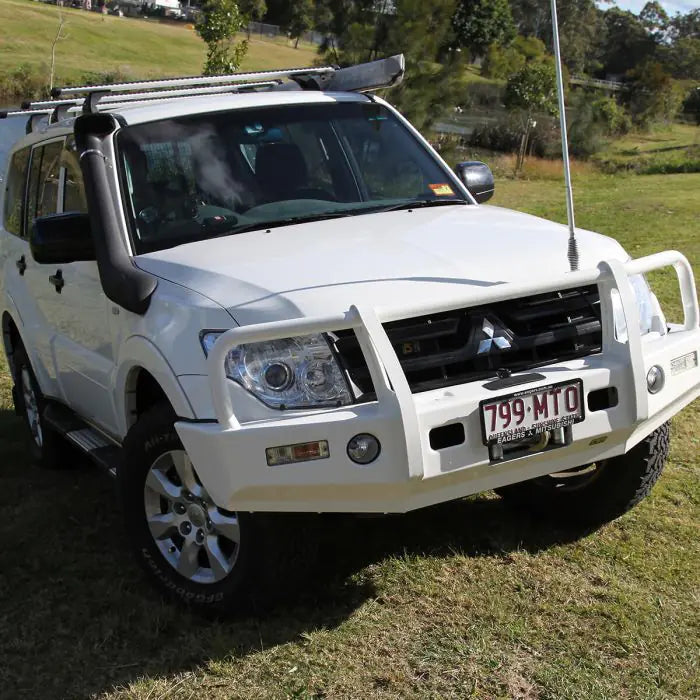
[49,10,68,92]
[450,0,515,59]
[625,60,684,127]
[318,0,462,131]
[239,0,266,39]
[288,0,314,48]
[639,1,669,43]
[598,8,657,76]
[196,0,248,76]
[509,0,602,74]
[504,61,558,173]
[482,35,546,79]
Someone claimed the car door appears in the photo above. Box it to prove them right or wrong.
[0,143,60,397]
[24,136,119,435]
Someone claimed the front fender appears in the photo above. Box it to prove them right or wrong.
[115,335,196,438]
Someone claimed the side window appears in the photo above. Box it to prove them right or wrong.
[2,147,31,237]
[24,141,64,234]
[36,141,63,219]
[62,137,87,213]
[25,147,43,235]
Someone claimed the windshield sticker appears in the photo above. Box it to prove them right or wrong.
[429,183,455,196]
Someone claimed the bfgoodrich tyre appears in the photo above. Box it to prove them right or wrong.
[119,402,262,614]
[496,422,670,527]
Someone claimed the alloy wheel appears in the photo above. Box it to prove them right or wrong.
[143,450,240,584]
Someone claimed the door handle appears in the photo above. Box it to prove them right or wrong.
[49,270,64,293]
[16,255,27,276]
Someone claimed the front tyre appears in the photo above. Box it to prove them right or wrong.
[496,422,670,527]
[120,403,258,613]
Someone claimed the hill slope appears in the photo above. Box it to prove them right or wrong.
[0,0,317,85]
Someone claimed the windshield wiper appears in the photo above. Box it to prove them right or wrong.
[210,199,468,238]
[377,199,469,213]
[216,210,361,237]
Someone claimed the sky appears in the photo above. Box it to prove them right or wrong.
[604,0,698,15]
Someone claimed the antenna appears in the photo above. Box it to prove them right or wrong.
[550,0,579,272]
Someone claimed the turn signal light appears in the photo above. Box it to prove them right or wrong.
[266,440,329,466]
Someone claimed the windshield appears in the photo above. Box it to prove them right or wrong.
[117,101,467,254]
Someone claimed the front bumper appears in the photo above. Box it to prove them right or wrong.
[176,252,700,513]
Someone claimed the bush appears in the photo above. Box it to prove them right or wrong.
[0,64,50,104]
[462,81,504,109]
[681,86,700,125]
[591,96,632,135]
[468,113,559,158]
[625,62,684,128]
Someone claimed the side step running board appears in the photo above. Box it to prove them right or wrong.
[43,403,121,477]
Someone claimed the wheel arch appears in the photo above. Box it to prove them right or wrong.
[116,336,195,438]
[2,310,24,381]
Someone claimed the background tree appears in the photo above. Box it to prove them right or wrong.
[625,60,684,127]
[317,0,462,131]
[509,0,601,74]
[196,0,248,75]
[450,0,515,59]
[597,8,656,76]
[287,0,314,48]
[239,0,267,39]
[639,1,669,43]
[482,35,546,79]
[504,60,558,172]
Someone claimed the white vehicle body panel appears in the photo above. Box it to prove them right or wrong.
[135,206,627,326]
[0,86,698,517]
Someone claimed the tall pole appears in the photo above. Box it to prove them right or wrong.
[550,0,579,271]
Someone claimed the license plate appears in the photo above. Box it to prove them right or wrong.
[479,380,584,445]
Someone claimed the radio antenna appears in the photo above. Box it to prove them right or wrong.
[550,0,579,271]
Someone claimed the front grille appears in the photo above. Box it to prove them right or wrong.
[333,285,602,396]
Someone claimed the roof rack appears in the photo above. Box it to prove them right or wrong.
[5,54,405,134]
[22,81,282,111]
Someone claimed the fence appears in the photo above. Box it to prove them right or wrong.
[245,21,331,47]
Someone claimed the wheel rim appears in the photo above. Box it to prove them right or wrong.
[143,450,240,584]
[21,368,43,448]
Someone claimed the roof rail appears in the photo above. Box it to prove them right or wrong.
[51,66,338,99]
[22,81,281,111]
[0,108,54,134]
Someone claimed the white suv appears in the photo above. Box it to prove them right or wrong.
[1,58,698,612]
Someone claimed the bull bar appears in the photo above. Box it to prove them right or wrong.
[175,251,700,513]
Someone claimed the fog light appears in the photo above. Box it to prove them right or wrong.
[347,433,380,464]
[646,365,664,394]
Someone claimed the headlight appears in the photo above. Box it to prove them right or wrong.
[201,332,352,409]
[611,274,666,343]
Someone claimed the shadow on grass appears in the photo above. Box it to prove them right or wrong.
[0,406,594,699]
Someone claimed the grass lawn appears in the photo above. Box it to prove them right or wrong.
[0,172,698,699]
[591,123,700,174]
[0,0,318,86]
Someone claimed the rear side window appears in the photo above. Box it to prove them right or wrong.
[25,140,64,233]
[62,137,87,213]
[36,141,63,219]
[3,147,31,237]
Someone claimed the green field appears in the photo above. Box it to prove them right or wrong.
[0,171,698,699]
[592,123,700,174]
[0,0,317,87]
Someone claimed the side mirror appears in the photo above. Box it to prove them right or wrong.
[454,161,494,203]
[30,212,95,264]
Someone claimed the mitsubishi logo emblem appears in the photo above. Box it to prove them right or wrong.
[477,318,512,355]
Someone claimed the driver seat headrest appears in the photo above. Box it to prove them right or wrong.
[255,142,308,200]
